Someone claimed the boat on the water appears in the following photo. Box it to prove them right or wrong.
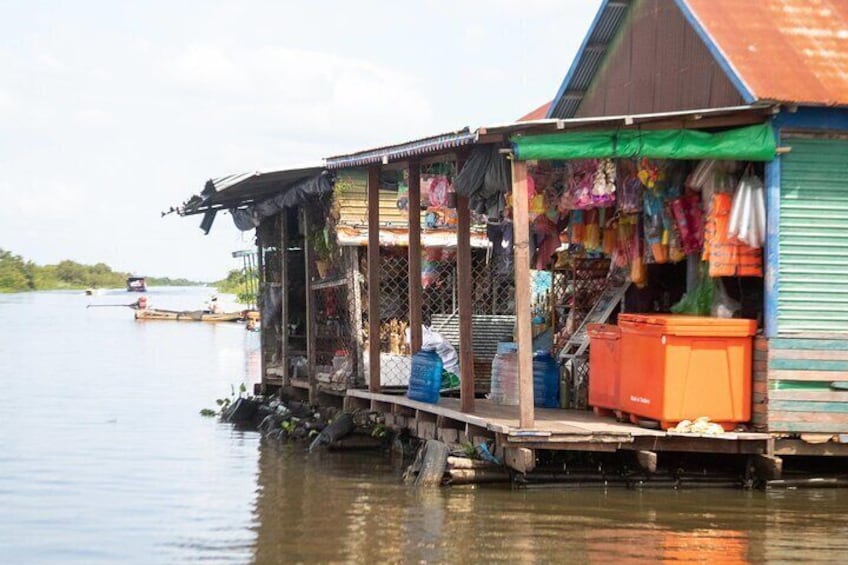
[135,308,243,322]
[126,276,147,292]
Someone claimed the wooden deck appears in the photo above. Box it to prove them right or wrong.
[345,389,773,465]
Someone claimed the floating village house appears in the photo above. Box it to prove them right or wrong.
[177,0,848,474]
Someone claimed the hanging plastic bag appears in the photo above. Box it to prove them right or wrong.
[712,279,741,318]
[686,160,719,191]
[671,265,715,315]
[630,255,647,288]
[583,208,601,252]
[617,160,643,213]
[669,192,704,254]
[569,160,597,210]
[569,210,586,245]
[732,172,766,248]
[603,217,618,256]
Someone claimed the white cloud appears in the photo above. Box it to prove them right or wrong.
[168,44,250,91]
[74,107,113,127]
[162,43,434,147]
[14,179,89,218]
[0,89,13,117]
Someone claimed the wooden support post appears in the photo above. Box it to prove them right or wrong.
[348,247,364,387]
[457,198,474,413]
[367,165,382,393]
[257,232,267,386]
[511,159,535,429]
[303,208,318,404]
[636,450,658,474]
[280,211,289,386]
[407,160,423,354]
[455,152,474,414]
[750,454,783,481]
[504,446,535,473]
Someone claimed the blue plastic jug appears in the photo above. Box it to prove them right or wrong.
[408,350,443,404]
[533,351,560,408]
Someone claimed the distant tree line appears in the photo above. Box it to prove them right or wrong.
[0,247,202,292]
[215,268,257,305]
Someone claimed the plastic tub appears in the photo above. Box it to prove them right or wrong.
[617,314,756,429]
[587,324,621,412]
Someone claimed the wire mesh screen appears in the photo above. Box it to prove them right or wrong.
[421,247,516,395]
[312,282,356,392]
[257,217,284,377]
[356,244,518,392]
[360,248,411,388]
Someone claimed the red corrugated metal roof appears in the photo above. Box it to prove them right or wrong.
[518,101,552,122]
[684,0,848,106]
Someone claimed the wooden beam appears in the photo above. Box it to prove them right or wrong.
[303,208,318,404]
[407,160,423,354]
[348,246,364,386]
[367,165,382,393]
[456,156,475,414]
[257,233,267,386]
[280,211,289,386]
[511,159,535,429]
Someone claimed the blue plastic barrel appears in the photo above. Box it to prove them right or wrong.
[407,350,444,404]
[533,351,560,408]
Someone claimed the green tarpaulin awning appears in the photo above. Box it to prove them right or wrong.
[511,122,776,162]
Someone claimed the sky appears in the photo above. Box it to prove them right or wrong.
[0,0,601,282]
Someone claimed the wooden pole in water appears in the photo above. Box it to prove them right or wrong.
[367,165,382,393]
[511,158,535,429]
[407,159,423,354]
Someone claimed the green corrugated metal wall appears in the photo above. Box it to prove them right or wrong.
[779,137,848,333]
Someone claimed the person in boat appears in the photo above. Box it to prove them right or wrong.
[206,294,222,314]
[131,296,148,310]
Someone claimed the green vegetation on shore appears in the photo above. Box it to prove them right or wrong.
[0,247,201,292]
[215,269,257,305]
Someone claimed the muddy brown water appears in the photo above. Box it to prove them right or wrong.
[2,288,847,564]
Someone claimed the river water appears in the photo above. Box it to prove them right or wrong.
[1,288,847,564]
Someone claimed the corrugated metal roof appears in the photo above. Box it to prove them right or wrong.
[180,165,325,215]
[549,0,848,118]
[681,0,848,107]
[517,102,552,122]
[480,104,773,137]
[547,0,631,118]
[324,128,476,169]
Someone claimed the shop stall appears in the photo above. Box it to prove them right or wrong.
[326,165,516,396]
[485,119,778,430]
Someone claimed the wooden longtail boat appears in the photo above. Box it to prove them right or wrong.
[134,308,243,322]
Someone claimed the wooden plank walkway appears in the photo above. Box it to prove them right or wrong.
[346,389,771,455]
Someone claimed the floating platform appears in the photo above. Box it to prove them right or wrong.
[343,390,821,475]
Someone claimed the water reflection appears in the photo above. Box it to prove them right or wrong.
[0,289,261,564]
[251,443,848,564]
[6,290,848,564]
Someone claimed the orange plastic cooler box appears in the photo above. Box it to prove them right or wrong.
[587,324,621,413]
[617,314,756,429]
